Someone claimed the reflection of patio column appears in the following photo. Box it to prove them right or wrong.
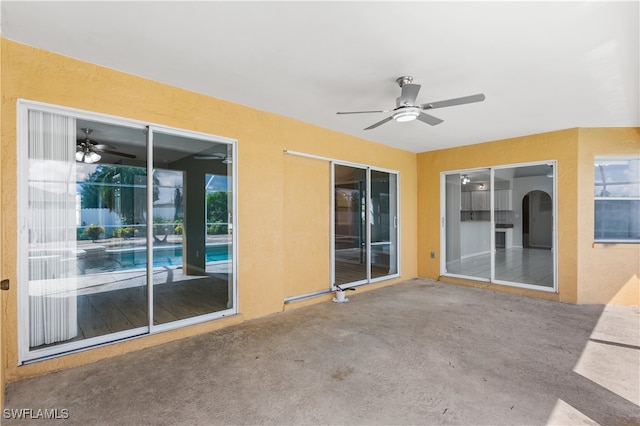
[184,171,206,275]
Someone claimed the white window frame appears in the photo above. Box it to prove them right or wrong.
[439,160,558,293]
[17,99,238,363]
[331,160,401,290]
[594,156,640,244]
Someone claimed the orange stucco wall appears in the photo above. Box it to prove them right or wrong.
[417,128,640,306]
[417,129,580,303]
[0,39,418,384]
[0,33,4,410]
[576,128,640,305]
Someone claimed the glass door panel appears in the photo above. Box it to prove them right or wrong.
[21,101,238,361]
[151,131,234,324]
[370,170,398,279]
[494,165,554,287]
[444,170,491,280]
[27,112,149,351]
[334,165,368,285]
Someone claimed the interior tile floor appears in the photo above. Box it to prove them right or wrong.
[446,247,554,287]
[5,279,638,425]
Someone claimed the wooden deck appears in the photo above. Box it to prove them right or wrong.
[334,261,391,285]
[32,274,230,349]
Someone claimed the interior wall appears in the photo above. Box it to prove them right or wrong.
[0,39,418,383]
[576,128,640,305]
[511,175,553,247]
[417,129,580,302]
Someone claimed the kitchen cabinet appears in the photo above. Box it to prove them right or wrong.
[495,190,512,210]
[462,189,511,212]
[471,191,490,210]
[460,192,472,210]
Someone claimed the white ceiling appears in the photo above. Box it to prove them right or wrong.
[2,1,638,153]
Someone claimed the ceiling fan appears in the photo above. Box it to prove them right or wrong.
[337,76,485,130]
[76,128,136,163]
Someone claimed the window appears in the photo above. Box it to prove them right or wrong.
[594,157,640,242]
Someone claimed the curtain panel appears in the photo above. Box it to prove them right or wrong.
[27,110,78,347]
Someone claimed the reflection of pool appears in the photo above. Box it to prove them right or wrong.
[107,244,230,270]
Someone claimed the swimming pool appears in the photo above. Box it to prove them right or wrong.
[106,244,230,270]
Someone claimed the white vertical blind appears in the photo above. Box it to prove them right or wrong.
[28,110,78,347]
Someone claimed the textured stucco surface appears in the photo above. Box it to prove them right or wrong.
[0,38,417,384]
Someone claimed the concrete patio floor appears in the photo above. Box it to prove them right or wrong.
[4,278,639,425]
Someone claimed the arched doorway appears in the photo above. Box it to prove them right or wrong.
[522,190,552,249]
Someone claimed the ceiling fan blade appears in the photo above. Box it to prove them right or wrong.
[416,112,444,126]
[96,148,137,159]
[421,93,485,110]
[93,144,115,150]
[337,110,389,115]
[364,116,394,130]
[398,83,421,106]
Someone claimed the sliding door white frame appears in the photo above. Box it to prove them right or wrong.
[490,161,558,293]
[332,160,400,290]
[17,100,238,363]
[439,167,492,282]
[440,160,558,293]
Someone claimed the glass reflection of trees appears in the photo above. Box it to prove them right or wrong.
[80,165,159,237]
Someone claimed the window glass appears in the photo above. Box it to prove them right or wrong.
[594,158,640,242]
[20,102,236,362]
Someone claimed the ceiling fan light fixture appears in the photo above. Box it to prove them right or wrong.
[81,150,101,164]
[393,107,420,123]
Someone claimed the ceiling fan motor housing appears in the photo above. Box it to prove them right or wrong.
[393,107,421,122]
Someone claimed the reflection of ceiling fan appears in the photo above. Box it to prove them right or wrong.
[193,152,232,163]
[337,76,485,130]
[76,128,136,163]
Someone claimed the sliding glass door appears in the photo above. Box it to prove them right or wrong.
[333,164,398,287]
[334,165,368,285]
[443,170,492,280]
[442,162,556,291]
[150,129,234,325]
[370,170,398,279]
[493,164,554,288]
[18,101,236,362]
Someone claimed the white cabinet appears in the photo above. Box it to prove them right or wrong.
[460,191,472,210]
[471,191,490,210]
[495,190,512,210]
[463,190,511,211]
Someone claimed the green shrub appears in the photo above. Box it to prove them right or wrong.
[207,223,228,235]
[83,223,105,242]
[115,227,138,239]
